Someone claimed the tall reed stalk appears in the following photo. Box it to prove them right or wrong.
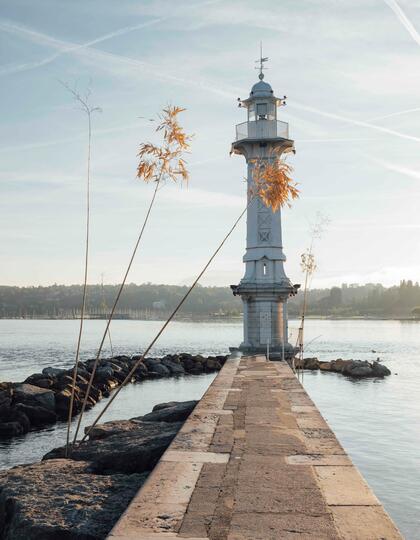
[61,84,101,457]
[70,106,191,446]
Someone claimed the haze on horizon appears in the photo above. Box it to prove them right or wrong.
[1,0,420,290]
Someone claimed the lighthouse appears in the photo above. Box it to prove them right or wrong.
[231,57,299,359]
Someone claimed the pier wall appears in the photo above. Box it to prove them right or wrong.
[108,355,401,539]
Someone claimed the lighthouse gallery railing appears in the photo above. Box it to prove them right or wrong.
[235,120,289,141]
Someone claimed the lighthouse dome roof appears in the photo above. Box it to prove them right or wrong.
[250,78,274,98]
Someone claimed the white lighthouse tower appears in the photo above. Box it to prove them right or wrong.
[231,56,299,358]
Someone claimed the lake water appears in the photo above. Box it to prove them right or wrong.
[0,318,419,539]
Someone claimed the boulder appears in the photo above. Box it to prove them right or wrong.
[42,366,66,378]
[343,360,373,378]
[140,400,198,423]
[161,359,185,375]
[95,365,114,379]
[0,421,24,437]
[349,365,374,377]
[0,459,147,540]
[303,358,319,370]
[203,357,222,372]
[13,384,55,412]
[133,362,149,380]
[55,388,78,418]
[15,403,57,427]
[152,401,179,411]
[44,421,181,474]
[148,362,170,377]
[371,361,391,377]
[330,359,347,373]
[319,361,332,371]
[85,419,181,443]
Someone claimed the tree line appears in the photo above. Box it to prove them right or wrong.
[1,281,420,319]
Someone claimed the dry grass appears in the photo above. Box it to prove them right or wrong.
[250,152,299,211]
[137,106,191,184]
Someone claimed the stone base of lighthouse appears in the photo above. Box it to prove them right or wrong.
[231,282,299,360]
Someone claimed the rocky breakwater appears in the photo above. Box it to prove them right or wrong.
[0,400,197,540]
[0,353,227,439]
[293,357,391,378]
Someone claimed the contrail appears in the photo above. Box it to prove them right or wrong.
[0,17,167,76]
[383,0,420,47]
[289,100,420,144]
[369,107,420,122]
[0,0,224,77]
[371,157,420,180]
[2,15,419,147]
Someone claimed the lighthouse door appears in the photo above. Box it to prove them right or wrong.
[260,309,272,345]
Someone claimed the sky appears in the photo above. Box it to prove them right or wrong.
[1,0,420,289]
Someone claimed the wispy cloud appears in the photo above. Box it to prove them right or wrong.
[383,0,420,47]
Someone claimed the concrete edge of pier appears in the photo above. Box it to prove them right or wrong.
[107,354,402,539]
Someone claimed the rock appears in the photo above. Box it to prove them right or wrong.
[42,366,66,377]
[181,357,204,374]
[95,365,114,381]
[84,419,144,440]
[13,384,55,412]
[0,421,24,437]
[0,459,147,540]
[152,401,179,412]
[84,418,181,443]
[15,403,57,427]
[330,359,347,373]
[343,360,373,378]
[349,365,374,377]
[133,362,148,380]
[303,357,319,370]
[140,400,197,423]
[44,421,181,474]
[161,359,185,375]
[149,363,170,377]
[371,361,391,377]
[319,361,332,371]
[55,388,78,418]
[204,357,222,372]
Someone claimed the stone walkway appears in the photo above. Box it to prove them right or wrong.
[108,355,402,539]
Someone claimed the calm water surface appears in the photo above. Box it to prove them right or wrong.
[0,318,419,539]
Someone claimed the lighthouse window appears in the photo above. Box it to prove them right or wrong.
[263,263,267,276]
[248,103,256,121]
[257,103,268,119]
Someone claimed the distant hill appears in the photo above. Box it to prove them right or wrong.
[1,280,419,319]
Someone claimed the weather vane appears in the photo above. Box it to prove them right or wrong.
[255,42,268,80]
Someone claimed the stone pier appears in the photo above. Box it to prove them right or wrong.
[107,355,402,539]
